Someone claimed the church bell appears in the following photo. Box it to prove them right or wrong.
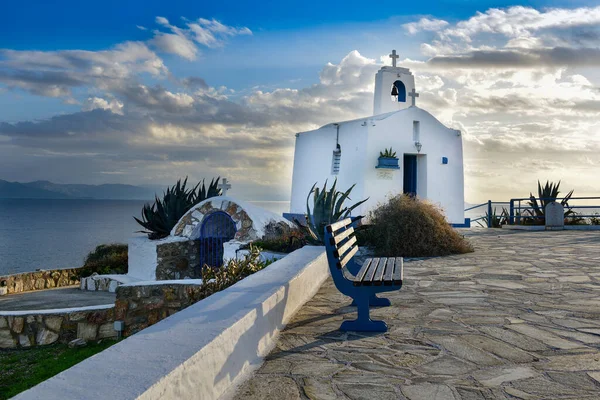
[391,85,399,96]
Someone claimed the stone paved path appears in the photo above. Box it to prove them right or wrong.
[0,287,116,311]
[235,229,600,400]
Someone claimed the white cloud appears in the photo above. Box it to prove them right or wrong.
[403,18,449,35]
[83,97,124,115]
[149,16,252,59]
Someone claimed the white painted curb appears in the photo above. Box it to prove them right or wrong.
[15,246,329,400]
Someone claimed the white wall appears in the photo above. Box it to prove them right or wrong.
[290,107,465,224]
[15,246,330,400]
[373,67,416,115]
[290,121,369,216]
[362,107,464,223]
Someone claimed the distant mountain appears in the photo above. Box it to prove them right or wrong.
[0,180,73,199]
[0,180,159,200]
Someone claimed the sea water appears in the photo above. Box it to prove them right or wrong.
[0,199,291,275]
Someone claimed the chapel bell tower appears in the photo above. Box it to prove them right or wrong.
[373,49,417,115]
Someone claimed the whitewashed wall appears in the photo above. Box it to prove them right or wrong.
[290,107,465,224]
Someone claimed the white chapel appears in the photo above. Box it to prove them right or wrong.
[288,50,466,225]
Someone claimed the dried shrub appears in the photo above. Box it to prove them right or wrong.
[79,244,128,277]
[363,194,473,257]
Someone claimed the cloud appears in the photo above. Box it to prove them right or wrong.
[403,18,449,35]
[429,47,600,68]
[0,41,167,97]
[83,97,124,115]
[149,16,252,59]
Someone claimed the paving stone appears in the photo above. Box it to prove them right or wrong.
[472,366,538,387]
[461,334,537,363]
[537,352,600,371]
[546,371,600,391]
[506,324,583,349]
[302,378,338,400]
[234,376,301,400]
[234,230,600,399]
[476,326,548,352]
[417,356,475,376]
[291,361,344,376]
[587,371,600,383]
[509,377,591,398]
[332,370,405,386]
[337,383,398,400]
[402,383,458,400]
[427,336,502,366]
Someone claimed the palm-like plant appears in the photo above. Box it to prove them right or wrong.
[135,177,221,239]
[379,147,397,158]
[527,180,574,224]
[303,179,368,243]
[477,207,509,228]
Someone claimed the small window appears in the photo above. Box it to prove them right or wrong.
[413,121,420,142]
[331,145,341,174]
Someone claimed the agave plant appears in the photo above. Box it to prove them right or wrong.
[379,147,397,158]
[135,177,221,239]
[303,179,368,243]
[527,180,574,224]
[476,207,509,228]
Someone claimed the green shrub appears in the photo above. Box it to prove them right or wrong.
[379,147,397,158]
[477,207,509,228]
[362,194,473,257]
[200,245,270,294]
[302,179,368,244]
[135,177,221,240]
[79,244,128,277]
[249,230,309,253]
[525,180,574,225]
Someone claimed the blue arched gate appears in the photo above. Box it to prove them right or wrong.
[198,211,237,272]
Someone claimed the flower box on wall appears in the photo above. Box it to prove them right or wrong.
[376,157,400,169]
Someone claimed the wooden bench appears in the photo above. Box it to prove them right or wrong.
[324,217,403,332]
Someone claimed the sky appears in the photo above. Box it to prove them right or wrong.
[0,0,599,202]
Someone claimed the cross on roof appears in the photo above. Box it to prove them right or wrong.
[218,178,231,196]
[389,49,399,68]
[409,88,420,107]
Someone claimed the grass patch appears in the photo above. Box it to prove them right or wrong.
[0,340,118,399]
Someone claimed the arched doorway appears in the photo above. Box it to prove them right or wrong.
[197,211,237,272]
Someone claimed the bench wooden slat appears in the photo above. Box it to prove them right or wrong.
[353,258,373,286]
[334,235,357,258]
[373,257,388,285]
[326,218,352,234]
[329,226,354,246]
[363,257,384,286]
[383,257,395,286]
[337,245,358,269]
[392,257,403,284]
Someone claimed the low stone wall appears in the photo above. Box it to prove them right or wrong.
[17,246,329,400]
[155,239,200,280]
[0,268,81,295]
[115,282,207,336]
[0,305,116,349]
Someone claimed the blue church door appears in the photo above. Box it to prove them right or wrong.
[403,155,417,197]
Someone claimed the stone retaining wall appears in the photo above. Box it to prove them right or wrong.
[155,240,200,280]
[0,268,82,295]
[115,283,209,337]
[16,246,329,400]
[0,306,116,349]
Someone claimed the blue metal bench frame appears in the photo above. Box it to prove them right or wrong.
[324,218,403,332]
